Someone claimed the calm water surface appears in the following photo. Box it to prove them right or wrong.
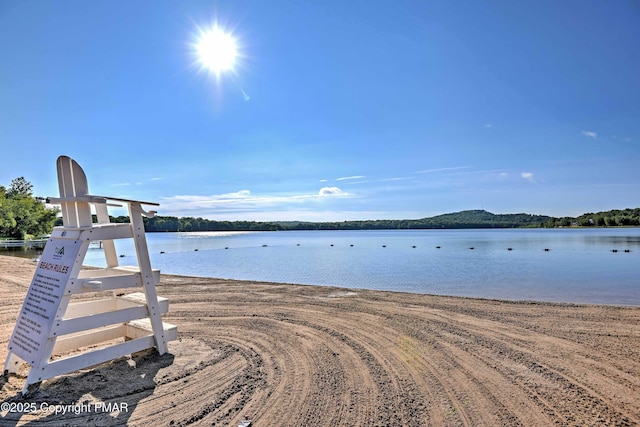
[74,228,640,305]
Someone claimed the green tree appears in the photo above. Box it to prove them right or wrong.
[6,177,34,198]
[0,178,59,239]
[0,186,17,234]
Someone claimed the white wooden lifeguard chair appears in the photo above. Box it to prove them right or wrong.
[4,156,176,394]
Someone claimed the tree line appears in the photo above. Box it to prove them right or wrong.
[112,215,283,232]
[83,208,640,232]
[543,208,640,228]
[92,210,550,232]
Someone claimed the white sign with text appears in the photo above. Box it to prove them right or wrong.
[8,238,81,364]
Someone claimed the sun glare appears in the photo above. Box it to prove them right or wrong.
[196,27,238,76]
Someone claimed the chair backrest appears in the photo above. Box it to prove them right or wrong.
[56,155,93,228]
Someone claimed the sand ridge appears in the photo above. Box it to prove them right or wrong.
[1,255,639,426]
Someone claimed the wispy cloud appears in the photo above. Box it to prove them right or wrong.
[450,169,505,176]
[484,123,492,128]
[379,177,413,182]
[191,209,424,222]
[582,130,597,139]
[612,135,633,142]
[161,187,352,213]
[415,166,471,174]
[336,175,366,181]
[113,177,162,187]
[521,172,536,183]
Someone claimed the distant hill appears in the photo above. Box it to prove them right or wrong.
[93,208,638,232]
[277,210,552,230]
[411,210,552,229]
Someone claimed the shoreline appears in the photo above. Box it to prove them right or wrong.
[1,254,640,425]
[172,272,640,309]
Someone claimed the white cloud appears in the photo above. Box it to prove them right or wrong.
[582,131,597,139]
[336,175,366,181]
[190,209,423,222]
[160,187,352,215]
[521,172,536,182]
[319,186,343,196]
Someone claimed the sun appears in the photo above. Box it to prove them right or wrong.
[196,27,238,76]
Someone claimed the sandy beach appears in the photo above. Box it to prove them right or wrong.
[1,254,639,426]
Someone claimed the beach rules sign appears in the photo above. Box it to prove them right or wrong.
[8,238,81,365]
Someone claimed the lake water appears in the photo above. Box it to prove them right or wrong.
[76,228,640,306]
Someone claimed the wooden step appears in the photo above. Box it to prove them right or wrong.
[126,318,178,341]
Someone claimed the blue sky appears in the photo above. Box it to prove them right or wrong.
[1,1,639,221]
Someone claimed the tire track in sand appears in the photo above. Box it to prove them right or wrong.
[1,259,639,426]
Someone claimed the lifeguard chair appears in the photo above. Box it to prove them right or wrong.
[4,156,176,394]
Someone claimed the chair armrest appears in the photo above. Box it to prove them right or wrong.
[47,194,159,207]
[47,196,107,204]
